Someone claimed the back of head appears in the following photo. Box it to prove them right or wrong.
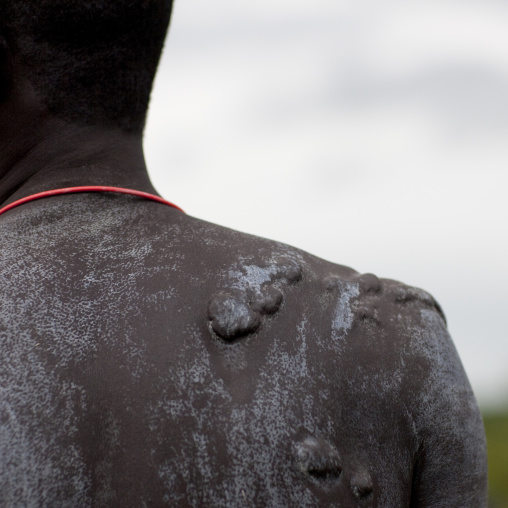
[0,0,174,133]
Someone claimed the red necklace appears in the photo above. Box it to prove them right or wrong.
[0,186,184,217]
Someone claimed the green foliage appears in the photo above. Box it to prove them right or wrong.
[483,411,508,508]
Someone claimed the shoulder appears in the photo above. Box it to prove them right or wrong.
[188,216,488,502]
[383,280,487,506]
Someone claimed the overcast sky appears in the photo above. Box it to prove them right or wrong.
[144,0,508,409]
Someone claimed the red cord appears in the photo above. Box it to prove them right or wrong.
[0,186,184,217]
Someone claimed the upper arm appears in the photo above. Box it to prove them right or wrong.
[408,307,487,507]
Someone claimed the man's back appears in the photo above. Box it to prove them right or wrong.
[0,193,487,506]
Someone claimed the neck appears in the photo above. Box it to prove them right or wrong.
[0,115,157,207]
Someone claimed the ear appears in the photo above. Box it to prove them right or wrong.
[0,36,11,102]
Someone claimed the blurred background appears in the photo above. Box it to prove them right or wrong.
[145,0,508,503]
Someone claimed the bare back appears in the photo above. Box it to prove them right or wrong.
[0,193,487,507]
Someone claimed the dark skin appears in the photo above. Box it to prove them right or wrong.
[0,32,487,507]
[0,60,154,206]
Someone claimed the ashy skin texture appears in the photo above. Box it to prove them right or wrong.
[0,9,487,505]
[0,193,487,507]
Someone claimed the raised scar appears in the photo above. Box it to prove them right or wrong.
[250,285,283,315]
[207,293,261,341]
[273,258,303,284]
[356,306,376,322]
[295,435,342,480]
[350,470,374,499]
[355,273,381,294]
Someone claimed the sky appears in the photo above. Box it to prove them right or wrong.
[144,0,508,409]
